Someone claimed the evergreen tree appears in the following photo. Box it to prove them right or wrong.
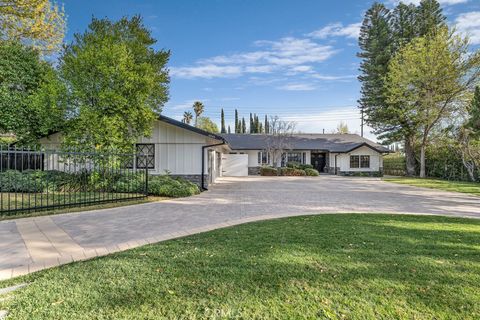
[357,0,447,176]
[416,0,446,37]
[466,86,480,134]
[234,109,239,133]
[265,115,269,134]
[357,3,392,137]
[241,117,246,134]
[249,113,253,133]
[391,3,417,50]
[220,108,226,133]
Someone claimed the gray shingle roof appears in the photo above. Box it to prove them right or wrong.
[221,134,390,153]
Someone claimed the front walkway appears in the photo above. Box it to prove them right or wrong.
[1,176,479,280]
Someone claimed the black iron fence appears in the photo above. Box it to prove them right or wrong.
[0,146,148,216]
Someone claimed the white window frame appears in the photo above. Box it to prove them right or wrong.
[360,155,370,168]
[258,151,270,165]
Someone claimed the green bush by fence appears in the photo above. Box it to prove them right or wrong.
[0,170,200,198]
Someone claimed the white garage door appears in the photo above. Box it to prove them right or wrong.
[222,154,248,176]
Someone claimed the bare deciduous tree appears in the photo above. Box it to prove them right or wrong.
[264,116,296,168]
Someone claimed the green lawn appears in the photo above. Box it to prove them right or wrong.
[384,177,480,196]
[1,214,479,319]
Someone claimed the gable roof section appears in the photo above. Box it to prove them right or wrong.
[221,133,390,153]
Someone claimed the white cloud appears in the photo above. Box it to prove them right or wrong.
[307,22,361,39]
[277,83,316,91]
[311,74,357,81]
[165,99,209,110]
[455,11,480,45]
[170,36,337,79]
[170,65,242,79]
[289,65,313,73]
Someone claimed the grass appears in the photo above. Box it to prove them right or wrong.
[1,214,479,319]
[0,193,168,221]
[383,177,480,196]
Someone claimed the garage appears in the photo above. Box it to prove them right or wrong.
[222,154,248,176]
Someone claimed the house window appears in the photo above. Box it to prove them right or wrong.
[258,151,269,165]
[360,155,370,168]
[280,152,306,166]
[350,155,370,169]
[350,155,360,168]
[136,144,155,169]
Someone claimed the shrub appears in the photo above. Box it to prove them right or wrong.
[305,168,320,176]
[0,170,50,193]
[286,162,301,169]
[260,166,278,176]
[148,175,200,197]
[299,164,313,170]
[278,167,306,176]
[112,172,145,193]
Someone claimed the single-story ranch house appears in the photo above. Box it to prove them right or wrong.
[39,115,390,189]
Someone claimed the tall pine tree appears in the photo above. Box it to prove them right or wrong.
[416,0,446,37]
[220,108,226,133]
[241,117,246,134]
[249,113,254,133]
[234,109,239,133]
[358,0,447,176]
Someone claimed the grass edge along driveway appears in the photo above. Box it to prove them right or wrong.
[383,177,480,196]
[1,213,479,319]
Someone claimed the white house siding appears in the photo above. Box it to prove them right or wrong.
[329,146,383,174]
[38,120,228,186]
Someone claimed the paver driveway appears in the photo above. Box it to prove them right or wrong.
[1,176,479,280]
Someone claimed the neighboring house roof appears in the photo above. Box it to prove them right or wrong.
[159,115,226,142]
[221,133,391,153]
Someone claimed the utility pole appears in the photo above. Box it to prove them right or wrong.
[360,108,364,137]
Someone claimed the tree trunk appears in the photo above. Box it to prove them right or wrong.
[404,136,416,176]
[419,144,426,178]
[460,150,477,182]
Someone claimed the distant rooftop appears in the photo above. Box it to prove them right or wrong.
[221,133,390,153]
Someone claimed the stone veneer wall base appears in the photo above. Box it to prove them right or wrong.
[248,167,261,175]
[167,174,209,188]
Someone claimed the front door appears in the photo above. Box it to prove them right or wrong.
[311,153,326,172]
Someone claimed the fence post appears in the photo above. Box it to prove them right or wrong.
[145,165,148,197]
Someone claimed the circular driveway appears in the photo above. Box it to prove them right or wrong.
[1,176,479,279]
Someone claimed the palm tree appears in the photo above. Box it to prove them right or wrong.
[192,101,204,126]
[182,111,193,125]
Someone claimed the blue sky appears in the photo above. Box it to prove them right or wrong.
[63,0,480,139]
